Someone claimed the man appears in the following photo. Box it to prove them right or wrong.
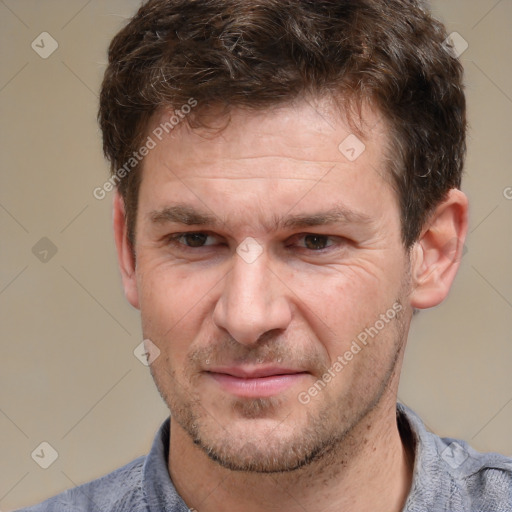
[19,0,512,511]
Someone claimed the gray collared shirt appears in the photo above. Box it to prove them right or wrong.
[17,403,512,511]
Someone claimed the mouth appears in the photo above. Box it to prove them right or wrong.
[204,366,309,398]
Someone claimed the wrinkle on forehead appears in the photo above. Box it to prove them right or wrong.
[155,151,358,184]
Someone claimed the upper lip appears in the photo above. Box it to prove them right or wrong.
[206,366,306,379]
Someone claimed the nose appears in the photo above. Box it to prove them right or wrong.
[212,249,292,346]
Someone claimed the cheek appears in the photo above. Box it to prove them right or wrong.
[289,262,403,359]
[293,263,390,320]
[137,259,223,357]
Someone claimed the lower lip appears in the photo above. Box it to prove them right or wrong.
[207,372,308,398]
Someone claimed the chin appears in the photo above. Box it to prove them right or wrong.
[181,402,343,474]
[193,429,334,473]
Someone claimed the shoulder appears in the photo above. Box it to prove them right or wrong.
[439,435,512,511]
[398,403,512,511]
[15,455,147,512]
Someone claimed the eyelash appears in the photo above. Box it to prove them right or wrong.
[166,232,344,252]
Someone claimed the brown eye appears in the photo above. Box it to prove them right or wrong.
[303,235,330,250]
[182,233,208,247]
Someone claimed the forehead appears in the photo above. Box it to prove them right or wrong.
[147,97,387,173]
[138,97,396,230]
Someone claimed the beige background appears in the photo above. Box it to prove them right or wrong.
[1,0,511,510]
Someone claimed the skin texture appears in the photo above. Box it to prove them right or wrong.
[113,96,468,512]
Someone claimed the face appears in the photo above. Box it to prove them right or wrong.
[129,97,413,472]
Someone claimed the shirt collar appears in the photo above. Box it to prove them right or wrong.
[142,417,189,511]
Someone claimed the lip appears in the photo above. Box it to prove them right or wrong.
[205,366,308,398]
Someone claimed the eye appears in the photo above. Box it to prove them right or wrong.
[168,232,218,248]
[296,234,337,251]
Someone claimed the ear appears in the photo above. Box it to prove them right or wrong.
[113,191,140,310]
[409,188,469,309]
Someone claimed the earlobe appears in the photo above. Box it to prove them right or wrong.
[113,192,140,310]
[410,188,469,309]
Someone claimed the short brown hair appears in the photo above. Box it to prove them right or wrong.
[98,0,466,248]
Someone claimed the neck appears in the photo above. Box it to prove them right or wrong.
[168,395,414,512]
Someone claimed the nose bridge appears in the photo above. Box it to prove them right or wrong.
[212,250,291,345]
[232,253,268,303]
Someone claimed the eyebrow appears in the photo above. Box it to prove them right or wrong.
[148,204,374,230]
[150,205,217,226]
